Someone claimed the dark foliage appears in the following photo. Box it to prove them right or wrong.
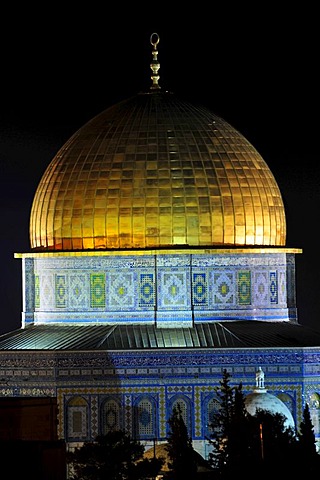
[298,403,317,455]
[207,369,320,479]
[165,403,198,480]
[66,429,164,480]
[295,402,320,473]
[208,369,236,471]
[246,409,298,476]
[66,372,320,479]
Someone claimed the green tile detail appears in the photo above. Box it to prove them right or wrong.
[55,275,66,308]
[90,273,106,308]
[238,270,251,305]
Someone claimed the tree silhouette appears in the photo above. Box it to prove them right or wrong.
[165,403,198,480]
[208,369,235,472]
[207,369,310,479]
[247,408,297,476]
[226,382,254,475]
[298,403,317,455]
[296,402,320,473]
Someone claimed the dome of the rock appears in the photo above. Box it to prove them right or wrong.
[29,92,286,251]
[29,32,286,252]
[4,32,319,465]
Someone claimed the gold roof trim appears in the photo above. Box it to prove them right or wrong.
[15,247,302,259]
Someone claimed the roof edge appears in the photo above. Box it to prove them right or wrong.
[15,247,302,259]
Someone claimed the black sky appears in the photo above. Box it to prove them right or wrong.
[1,6,319,334]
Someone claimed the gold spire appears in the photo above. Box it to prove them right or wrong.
[150,32,161,90]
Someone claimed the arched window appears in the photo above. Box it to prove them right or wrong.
[67,396,88,441]
[134,397,155,440]
[170,396,192,435]
[101,397,123,434]
[206,397,221,437]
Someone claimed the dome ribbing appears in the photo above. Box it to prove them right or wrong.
[29,92,286,251]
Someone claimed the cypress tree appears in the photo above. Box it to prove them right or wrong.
[166,403,198,480]
[208,369,235,472]
[298,403,317,455]
[296,402,320,473]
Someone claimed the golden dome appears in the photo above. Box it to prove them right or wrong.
[29,91,286,251]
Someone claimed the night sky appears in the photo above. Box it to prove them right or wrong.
[1,6,319,334]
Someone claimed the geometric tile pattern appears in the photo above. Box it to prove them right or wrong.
[90,273,106,308]
[57,376,302,445]
[238,270,251,305]
[67,406,87,438]
[28,252,296,323]
[139,273,155,307]
[109,272,134,309]
[213,272,234,305]
[194,386,202,436]
[136,398,154,437]
[66,396,88,440]
[55,275,66,308]
[24,258,35,312]
[253,272,268,305]
[159,386,166,438]
[124,394,132,434]
[35,274,40,308]
[41,274,54,309]
[192,273,208,306]
[4,346,316,456]
[158,271,188,309]
[70,274,87,308]
[103,398,122,433]
[270,270,278,304]
[91,395,98,438]
[279,270,286,305]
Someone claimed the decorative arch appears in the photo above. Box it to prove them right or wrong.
[168,395,192,436]
[204,395,221,438]
[66,395,89,441]
[101,396,123,435]
[133,396,156,440]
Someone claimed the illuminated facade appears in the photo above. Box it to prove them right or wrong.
[1,34,320,460]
